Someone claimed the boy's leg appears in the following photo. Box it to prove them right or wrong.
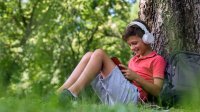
[57,52,93,93]
[91,67,139,105]
[68,49,116,96]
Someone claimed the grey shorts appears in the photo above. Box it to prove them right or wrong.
[91,66,139,105]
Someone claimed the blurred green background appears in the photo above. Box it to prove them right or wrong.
[0,0,138,97]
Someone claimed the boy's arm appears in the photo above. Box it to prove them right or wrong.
[120,64,163,96]
[134,76,163,97]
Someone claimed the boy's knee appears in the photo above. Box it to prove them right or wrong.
[85,52,93,57]
[83,52,93,61]
[94,49,106,57]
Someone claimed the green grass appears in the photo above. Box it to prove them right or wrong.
[0,92,198,112]
[0,86,199,112]
[0,96,153,112]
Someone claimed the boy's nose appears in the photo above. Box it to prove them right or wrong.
[130,45,135,51]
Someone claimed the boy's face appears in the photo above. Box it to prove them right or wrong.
[126,35,149,56]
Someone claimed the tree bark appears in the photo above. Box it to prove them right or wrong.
[139,0,200,57]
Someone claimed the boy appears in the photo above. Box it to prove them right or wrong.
[57,19,166,105]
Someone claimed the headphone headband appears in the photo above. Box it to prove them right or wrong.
[127,21,150,34]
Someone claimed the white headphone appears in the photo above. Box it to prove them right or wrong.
[127,21,155,44]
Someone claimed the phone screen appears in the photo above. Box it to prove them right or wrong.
[111,57,125,73]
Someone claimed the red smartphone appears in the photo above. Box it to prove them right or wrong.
[111,57,125,73]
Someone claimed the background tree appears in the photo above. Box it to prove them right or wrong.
[139,0,200,107]
[139,0,200,57]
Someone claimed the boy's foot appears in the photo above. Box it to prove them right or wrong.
[58,89,77,105]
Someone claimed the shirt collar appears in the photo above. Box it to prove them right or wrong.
[135,51,157,60]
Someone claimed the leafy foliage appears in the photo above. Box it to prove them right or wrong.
[0,0,139,96]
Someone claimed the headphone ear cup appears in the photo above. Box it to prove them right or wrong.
[142,34,149,44]
[142,33,154,44]
[148,33,155,44]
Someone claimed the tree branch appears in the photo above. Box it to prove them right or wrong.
[20,0,40,46]
[18,0,27,27]
[84,23,99,52]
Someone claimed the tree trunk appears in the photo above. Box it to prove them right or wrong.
[139,0,200,57]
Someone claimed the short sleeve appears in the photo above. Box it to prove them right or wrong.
[152,56,166,79]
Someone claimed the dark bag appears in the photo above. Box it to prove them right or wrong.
[159,51,200,108]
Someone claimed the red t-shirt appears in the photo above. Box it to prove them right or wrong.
[128,51,166,101]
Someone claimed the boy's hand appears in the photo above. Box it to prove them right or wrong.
[119,64,139,81]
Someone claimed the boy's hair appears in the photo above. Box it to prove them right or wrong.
[122,19,151,41]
